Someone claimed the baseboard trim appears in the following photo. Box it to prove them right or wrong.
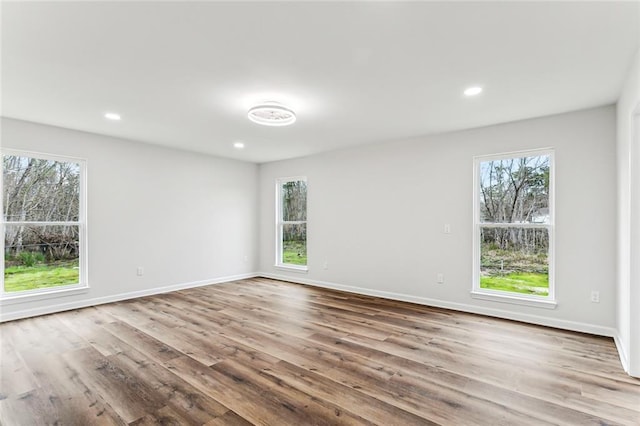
[259,272,617,338]
[2,271,629,375]
[614,333,630,373]
[0,273,259,322]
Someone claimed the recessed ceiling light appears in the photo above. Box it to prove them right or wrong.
[464,86,483,97]
[248,103,296,126]
[104,112,121,120]
[233,142,245,149]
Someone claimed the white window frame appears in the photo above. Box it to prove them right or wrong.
[275,176,308,272]
[1,149,88,303]
[471,148,556,309]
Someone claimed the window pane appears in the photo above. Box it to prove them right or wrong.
[3,155,80,222]
[281,180,307,221]
[480,226,549,296]
[4,224,80,292]
[479,155,549,223]
[282,223,307,266]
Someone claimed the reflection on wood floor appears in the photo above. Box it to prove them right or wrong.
[1,277,639,425]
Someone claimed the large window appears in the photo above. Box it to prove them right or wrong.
[473,149,555,306]
[276,177,307,270]
[1,150,87,298]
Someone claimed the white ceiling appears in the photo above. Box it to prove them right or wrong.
[2,1,639,163]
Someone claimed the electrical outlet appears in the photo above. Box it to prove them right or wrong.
[323,261,329,270]
[590,291,600,303]
[137,267,144,276]
[437,273,444,284]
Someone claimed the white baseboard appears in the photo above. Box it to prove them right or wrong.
[3,271,628,374]
[259,272,618,338]
[614,332,630,373]
[0,273,258,322]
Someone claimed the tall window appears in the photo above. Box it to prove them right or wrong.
[276,177,307,270]
[473,149,554,304]
[1,150,87,297]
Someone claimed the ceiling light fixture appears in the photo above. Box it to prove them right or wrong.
[233,142,245,149]
[248,103,296,126]
[104,112,121,120]
[464,86,483,97]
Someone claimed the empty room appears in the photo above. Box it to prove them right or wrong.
[1,1,640,425]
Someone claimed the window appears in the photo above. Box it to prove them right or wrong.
[473,149,555,307]
[276,177,307,270]
[1,150,87,299]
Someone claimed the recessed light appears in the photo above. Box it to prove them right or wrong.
[233,142,245,149]
[248,103,296,126]
[104,112,121,120]
[464,86,483,97]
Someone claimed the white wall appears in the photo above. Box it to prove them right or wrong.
[259,106,618,336]
[0,104,628,370]
[617,48,640,377]
[0,118,258,321]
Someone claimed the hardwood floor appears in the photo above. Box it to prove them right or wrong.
[1,277,639,425]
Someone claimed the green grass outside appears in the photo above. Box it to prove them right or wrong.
[283,241,307,266]
[4,261,79,292]
[480,272,549,296]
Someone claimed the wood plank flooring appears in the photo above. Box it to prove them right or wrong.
[1,277,639,425]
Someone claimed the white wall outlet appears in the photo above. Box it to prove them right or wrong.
[437,273,444,284]
[137,266,144,276]
[444,224,451,234]
[590,291,600,303]
[323,261,329,270]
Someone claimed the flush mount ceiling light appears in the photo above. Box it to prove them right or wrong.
[233,141,245,149]
[104,112,121,120]
[464,86,483,97]
[248,103,296,126]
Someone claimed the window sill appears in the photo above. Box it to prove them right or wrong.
[274,264,308,274]
[471,290,557,309]
[1,284,89,305]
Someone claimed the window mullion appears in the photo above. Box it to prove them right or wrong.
[5,221,81,226]
[479,223,551,228]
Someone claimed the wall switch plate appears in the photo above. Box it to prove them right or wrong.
[323,261,329,270]
[444,224,451,234]
[590,291,600,303]
[137,267,144,276]
[437,273,444,284]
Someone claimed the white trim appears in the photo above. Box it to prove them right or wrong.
[275,175,308,184]
[476,223,551,229]
[274,265,308,274]
[0,273,258,323]
[472,149,556,304]
[0,148,86,165]
[260,272,616,337]
[470,290,557,309]
[473,147,555,163]
[628,101,640,379]
[0,283,89,305]
[4,221,81,226]
[614,331,630,373]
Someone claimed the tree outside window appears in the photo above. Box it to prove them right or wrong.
[2,152,86,295]
[475,151,553,299]
[277,178,307,268]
